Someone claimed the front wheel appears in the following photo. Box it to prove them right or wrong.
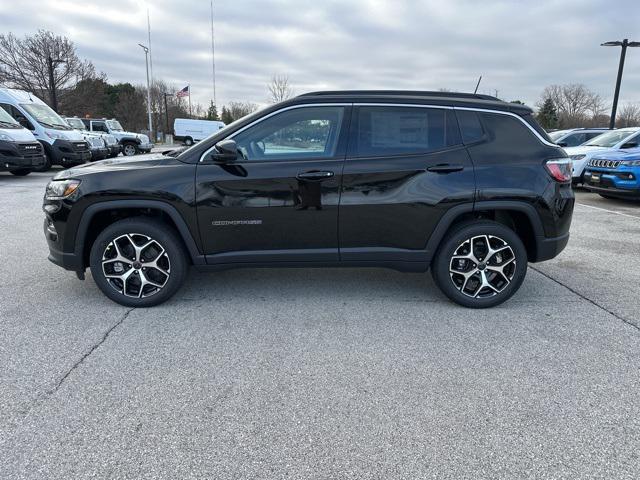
[10,169,31,176]
[89,217,189,307]
[122,143,138,156]
[431,221,528,308]
[184,137,193,146]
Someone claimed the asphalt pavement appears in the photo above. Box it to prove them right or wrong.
[1,166,639,479]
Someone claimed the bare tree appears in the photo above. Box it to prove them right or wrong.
[267,74,294,103]
[0,30,95,109]
[617,103,640,127]
[227,101,259,122]
[539,84,605,128]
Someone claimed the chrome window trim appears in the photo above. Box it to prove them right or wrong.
[199,101,557,162]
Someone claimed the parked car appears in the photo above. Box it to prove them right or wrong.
[564,127,640,184]
[173,118,226,145]
[81,118,153,156]
[548,128,610,147]
[0,105,46,176]
[43,90,574,309]
[0,88,91,171]
[65,117,121,158]
[583,150,640,199]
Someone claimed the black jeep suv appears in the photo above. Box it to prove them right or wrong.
[43,91,574,308]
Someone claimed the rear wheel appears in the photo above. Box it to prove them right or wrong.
[10,169,30,176]
[89,217,189,307]
[431,221,528,308]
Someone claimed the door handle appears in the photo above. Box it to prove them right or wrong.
[427,164,464,173]
[297,170,334,180]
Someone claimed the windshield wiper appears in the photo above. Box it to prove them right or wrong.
[0,120,19,128]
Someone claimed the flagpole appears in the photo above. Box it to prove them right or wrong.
[210,0,217,107]
[188,84,192,117]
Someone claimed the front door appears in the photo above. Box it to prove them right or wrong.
[196,104,351,263]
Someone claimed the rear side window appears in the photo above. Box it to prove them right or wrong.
[355,106,460,157]
[455,110,484,144]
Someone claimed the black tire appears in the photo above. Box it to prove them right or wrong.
[33,152,52,172]
[598,194,615,200]
[10,169,31,176]
[431,220,528,308]
[184,137,193,146]
[122,142,138,157]
[89,217,189,307]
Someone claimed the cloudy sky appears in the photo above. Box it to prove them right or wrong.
[4,0,640,109]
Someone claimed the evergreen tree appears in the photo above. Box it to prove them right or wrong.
[220,106,233,124]
[206,100,219,121]
[537,98,558,130]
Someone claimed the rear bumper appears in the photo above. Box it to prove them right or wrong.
[534,231,570,262]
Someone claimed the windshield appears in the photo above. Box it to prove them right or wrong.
[585,130,637,148]
[21,103,71,130]
[66,118,86,130]
[106,120,124,131]
[548,131,568,141]
[0,106,21,128]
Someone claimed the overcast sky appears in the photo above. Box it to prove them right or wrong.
[3,0,640,109]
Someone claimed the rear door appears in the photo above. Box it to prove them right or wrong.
[196,104,351,263]
[339,104,475,261]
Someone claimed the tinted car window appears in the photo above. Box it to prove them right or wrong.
[456,110,484,144]
[562,132,586,147]
[355,106,459,157]
[234,106,344,161]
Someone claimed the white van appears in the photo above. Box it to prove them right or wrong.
[173,118,225,145]
[0,88,91,171]
[0,105,46,176]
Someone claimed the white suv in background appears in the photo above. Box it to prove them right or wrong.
[548,128,609,148]
[564,128,640,183]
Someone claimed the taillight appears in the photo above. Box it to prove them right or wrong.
[545,158,572,183]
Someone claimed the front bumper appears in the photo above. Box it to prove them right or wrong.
[0,140,45,171]
[107,144,121,156]
[583,169,640,198]
[90,147,109,161]
[48,139,92,166]
[138,141,153,152]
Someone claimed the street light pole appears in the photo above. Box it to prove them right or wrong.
[163,92,171,135]
[138,43,153,138]
[47,56,65,112]
[601,39,640,129]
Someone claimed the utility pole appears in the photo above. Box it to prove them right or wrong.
[138,43,153,137]
[47,56,65,112]
[601,39,639,129]
[163,92,171,134]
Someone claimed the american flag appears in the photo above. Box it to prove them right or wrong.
[176,85,189,98]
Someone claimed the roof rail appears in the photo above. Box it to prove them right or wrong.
[297,90,500,101]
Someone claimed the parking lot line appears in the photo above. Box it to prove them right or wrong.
[575,202,640,220]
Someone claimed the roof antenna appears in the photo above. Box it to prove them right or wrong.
[473,75,482,94]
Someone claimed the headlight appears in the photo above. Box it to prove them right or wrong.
[0,133,14,141]
[45,129,66,140]
[623,160,640,166]
[45,179,81,200]
[570,154,586,160]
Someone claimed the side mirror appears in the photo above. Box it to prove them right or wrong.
[621,142,638,149]
[211,139,238,163]
[557,142,568,147]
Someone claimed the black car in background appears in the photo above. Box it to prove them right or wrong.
[43,91,574,308]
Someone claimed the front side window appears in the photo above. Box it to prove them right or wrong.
[92,122,108,133]
[106,120,124,131]
[233,106,345,161]
[355,106,459,157]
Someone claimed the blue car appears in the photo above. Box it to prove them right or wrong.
[583,149,640,199]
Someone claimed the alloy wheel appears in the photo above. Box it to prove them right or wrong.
[101,233,170,298]
[123,144,136,156]
[448,235,516,298]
